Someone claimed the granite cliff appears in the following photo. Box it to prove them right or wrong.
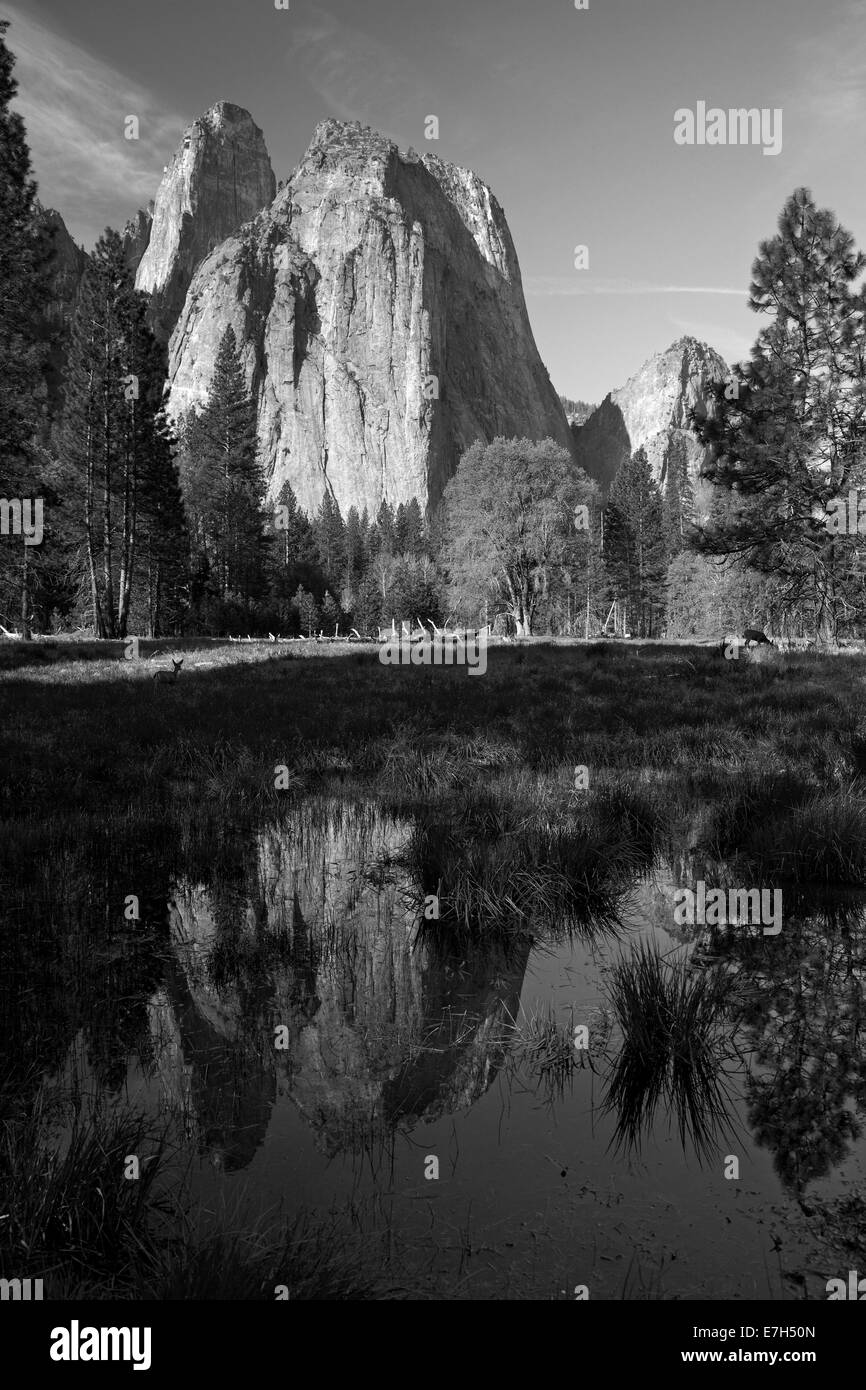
[121,205,153,276]
[135,101,276,343]
[574,337,728,495]
[165,117,575,515]
[35,207,89,407]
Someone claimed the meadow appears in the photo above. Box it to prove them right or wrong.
[2,637,866,1298]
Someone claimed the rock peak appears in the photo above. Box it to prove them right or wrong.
[135,102,275,341]
[574,339,729,493]
[165,119,573,516]
[664,335,719,358]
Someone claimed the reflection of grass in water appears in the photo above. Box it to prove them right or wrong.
[500,1003,599,1103]
[406,783,667,947]
[407,1001,611,1109]
[0,1082,170,1296]
[603,942,740,1164]
[150,1208,387,1301]
[617,1250,670,1300]
[0,1079,390,1299]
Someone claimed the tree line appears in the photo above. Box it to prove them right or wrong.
[3,15,865,646]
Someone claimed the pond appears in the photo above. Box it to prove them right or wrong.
[3,794,864,1299]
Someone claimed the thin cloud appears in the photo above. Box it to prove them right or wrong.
[286,8,433,137]
[795,0,866,130]
[525,276,746,298]
[667,315,752,366]
[5,5,184,250]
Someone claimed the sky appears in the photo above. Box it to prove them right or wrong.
[6,0,866,402]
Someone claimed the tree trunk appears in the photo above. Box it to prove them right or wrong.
[101,391,116,638]
[83,410,107,637]
[117,421,137,640]
[814,565,839,648]
[20,544,30,641]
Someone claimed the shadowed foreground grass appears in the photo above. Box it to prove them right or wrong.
[0,1081,390,1300]
[3,638,866,893]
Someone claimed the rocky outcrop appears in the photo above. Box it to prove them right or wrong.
[166,118,575,515]
[135,102,275,343]
[34,207,89,407]
[574,337,728,494]
[121,205,153,276]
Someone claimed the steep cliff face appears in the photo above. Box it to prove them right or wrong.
[121,205,153,276]
[166,118,574,515]
[35,207,89,406]
[136,102,275,343]
[574,337,728,494]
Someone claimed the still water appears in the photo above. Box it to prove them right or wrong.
[6,797,865,1299]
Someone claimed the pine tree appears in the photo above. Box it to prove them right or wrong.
[604,448,667,636]
[0,20,51,636]
[181,326,266,612]
[59,229,170,637]
[374,499,396,556]
[321,590,339,634]
[314,490,346,589]
[663,432,694,557]
[393,497,424,557]
[136,392,188,636]
[293,583,319,637]
[394,502,409,556]
[404,498,425,557]
[695,188,866,645]
[265,480,323,628]
[343,505,366,607]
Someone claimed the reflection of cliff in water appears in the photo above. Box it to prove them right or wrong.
[147,801,530,1169]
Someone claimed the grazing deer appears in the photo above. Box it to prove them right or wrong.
[743,628,773,647]
[152,657,183,686]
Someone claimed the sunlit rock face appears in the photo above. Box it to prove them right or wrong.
[135,102,276,343]
[121,206,153,276]
[148,803,529,1167]
[166,118,574,515]
[574,337,728,495]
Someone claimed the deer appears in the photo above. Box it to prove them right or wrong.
[152,657,183,686]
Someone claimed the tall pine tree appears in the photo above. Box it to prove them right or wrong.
[314,490,346,591]
[604,448,667,637]
[695,188,866,645]
[663,432,694,557]
[59,229,172,637]
[0,20,50,636]
[181,325,267,615]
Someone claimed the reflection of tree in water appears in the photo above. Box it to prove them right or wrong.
[704,900,866,1197]
[0,820,178,1102]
